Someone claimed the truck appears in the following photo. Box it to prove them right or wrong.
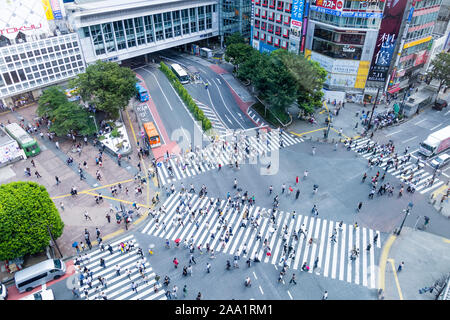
[419,125,450,157]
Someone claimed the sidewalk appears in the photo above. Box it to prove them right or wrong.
[382,228,450,300]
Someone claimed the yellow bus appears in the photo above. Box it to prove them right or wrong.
[143,122,161,148]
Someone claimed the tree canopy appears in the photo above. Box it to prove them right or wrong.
[37,86,96,136]
[427,52,450,93]
[70,61,138,119]
[226,44,327,114]
[0,182,64,260]
[225,32,246,47]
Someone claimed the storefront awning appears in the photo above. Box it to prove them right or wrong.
[388,86,402,94]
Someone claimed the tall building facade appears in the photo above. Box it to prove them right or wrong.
[65,0,220,65]
[220,0,252,42]
[250,0,445,100]
[0,0,85,106]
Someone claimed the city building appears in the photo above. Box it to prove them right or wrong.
[65,0,220,65]
[386,0,444,98]
[220,0,252,43]
[0,0,85,106]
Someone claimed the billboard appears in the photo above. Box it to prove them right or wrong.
[311,0,344,11]
[367,0,409,83]
[0,0,51,39]
[50,0,63,20]
[291,0,306,29]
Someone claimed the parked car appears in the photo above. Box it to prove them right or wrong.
[433,98,448,111]
[430,153,450,169]
[0,283,7,300]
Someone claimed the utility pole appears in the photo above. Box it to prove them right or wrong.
[396,202,413,235]
[367,87,381,131]
[47,225,63,258]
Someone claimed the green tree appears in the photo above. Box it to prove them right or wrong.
[236,48,263,82]
[225,32,246,47]
[0,182,64,260]
[37,86,96,136]
[427,52,450,97]
[225,43,254,66]
[70,61,138,119]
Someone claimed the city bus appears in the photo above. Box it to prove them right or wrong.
[136,82,149,102]
[170,63,190,84]
[5,123,40,157]
[143,122,161,148]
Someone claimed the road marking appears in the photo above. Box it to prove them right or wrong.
[385,130,402,137]
[259,285,264,295]
[287,290,293,300]
[213,78,245,129]
[274,265,278,270]
[444,238,450,244]
[430,123,443,131]
[224,114,233,124]
[378,235,397,290]
[387,258,404,300]
[253,271,258,280]
[445,110,450,116]
[414,118,427,125]
[401,136,417,144]
[290,128,327,137]
[216,78,221,85]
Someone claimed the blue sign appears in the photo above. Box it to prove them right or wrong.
[260,42,277,54]
[407,7,414,22]
[157,162,162,167]
[309,6,383,18]
[292,0,306,22]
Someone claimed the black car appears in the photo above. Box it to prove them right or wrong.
[433,98,448,111]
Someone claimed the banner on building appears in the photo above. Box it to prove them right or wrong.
[41,0,55,20]
[310,0,344,11]
[309,5,383,18]
[50,0,63,20]
[367,0,409,83]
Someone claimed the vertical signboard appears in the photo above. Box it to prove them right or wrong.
[290,0,306,54]
[251,0,255,48]
[50,0,63,20]
[41,0,55,20]
[367,0,408,83]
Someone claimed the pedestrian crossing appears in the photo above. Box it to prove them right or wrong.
[350,137,444,195]
[142,192,382,288]
[247,109,267,127]
[155,129,304,186]
[195,100,228,136]
[73,235,166,300]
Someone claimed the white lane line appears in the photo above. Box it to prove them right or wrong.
[213,80,245,129]
[287,290,293,300]
[401,136,417,144]
[430,123,443,131]
[224,114,233,124]
[385,130,402,137]
[414,118,427,125]
[216,78,221,85]
[445,110,450,116]
[253,272,258,280]
[259,285,264,295]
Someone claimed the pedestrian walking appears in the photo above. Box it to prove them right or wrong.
[183,285,187,298]
[196,292,202,300]
[84,210,92,221]
[131,281,138,293]
[357,202,363,212]
[55,176,60,185]
[295,189,300,200]
[322,291,328,300]
[60,202,64,211]
[206,262,211,273]
[373,233,379,244]
[289,273,297,285]
[173,257,179,268]
[397,261,404,272]
[115,264,121,276]
[105,213,111,223]
[100,257,106,268]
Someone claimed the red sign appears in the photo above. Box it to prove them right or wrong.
[291,20,302,27]
[0,24,43,35]
[414,50,428,66]
[336,0,344,9]
[314,0,338,10]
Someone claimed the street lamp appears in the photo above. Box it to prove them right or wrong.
[367,87,381,131]
[89,115,99,133]
[396,202,414,235]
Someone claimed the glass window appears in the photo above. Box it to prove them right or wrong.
[134,18,146,46]
[124,19,136,47]
[113,21,127,50]
[102,23,116,52]
[90,24,106,55]
[144,15,154,43]
[20,53,26,59]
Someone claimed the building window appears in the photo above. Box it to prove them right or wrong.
[102,23,116,52]
[144,16,155,43]
[190,8,197,32]
[154,14,164,40]
[90,24,106,55]
[124,19,136,47]
[163,12,173,39]
[198,7,205,31]
[113,21,126,50]
[134,17,146,46]
[206,16,212,29]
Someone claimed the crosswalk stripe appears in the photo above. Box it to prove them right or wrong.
[362,227,368,287]
[339,223,346,280]
[347,226,353,283]
[141,193,382,287]
[420,180,444,194]
[355,226,360,285]
[369,228,376,289]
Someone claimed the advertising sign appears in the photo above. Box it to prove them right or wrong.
[311,51,360,74]
[311,0,344,11]
[291,0,306,28]
[325,74,357,87]
[50,0,63,20]
[367,0,409,83]
[309,5,382,18]
[414,50,428,66]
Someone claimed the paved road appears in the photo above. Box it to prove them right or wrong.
[159,51,256,131]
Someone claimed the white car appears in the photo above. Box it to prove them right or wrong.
[20,284,54,300]
[430,153,450,169]
[0,283,7,300]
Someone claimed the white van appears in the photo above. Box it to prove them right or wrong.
[14,259,66,293]
[20,284,54,300]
